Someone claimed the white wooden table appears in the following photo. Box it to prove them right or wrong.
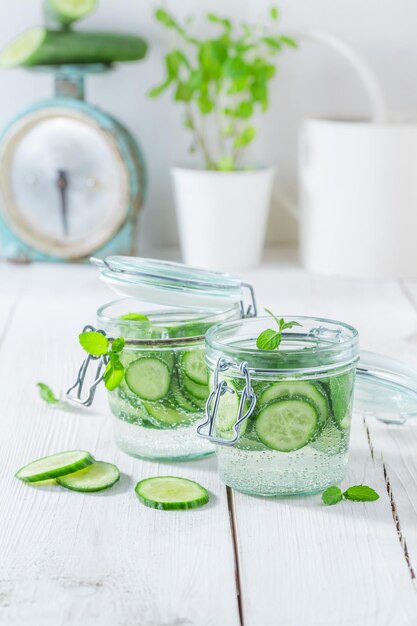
[2,254,417,626]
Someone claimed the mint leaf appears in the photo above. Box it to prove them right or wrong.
[103,354,125,391]
[322,486,343,505]
[110,337,125,353]
[256,329,280,350]
[79,331,109,356]
[37,382,59,404]
[257,309,302,351]
[281,320,302,331]
[119,313,149,321]
[343,485,380,502]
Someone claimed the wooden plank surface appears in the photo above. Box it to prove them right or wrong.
[1,261,417,625]
[233,415,417,626]
[0,264,240,626]
[233,269,417,625]
[363,277,417,606]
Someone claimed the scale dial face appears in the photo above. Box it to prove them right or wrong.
[0,107,130,258]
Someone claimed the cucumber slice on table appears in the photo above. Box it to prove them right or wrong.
[255,399,319,452]
[135,476,209,510]
[259,381,330,426]
[182,375,209,402]
[143,402,191,426]
[181,350,208,385]
[44,0,97,26]
[125,357,171,401]
[15,450,94,483]
[0,28,147,68]
[57,461,120,492]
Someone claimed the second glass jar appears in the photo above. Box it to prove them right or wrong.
[200,316,359,496]
[98,298,242,461]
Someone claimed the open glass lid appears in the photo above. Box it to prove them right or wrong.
[356,350,417,424]
[90,256,256,315]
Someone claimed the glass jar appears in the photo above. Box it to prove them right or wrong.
[66,256,256,462]
[200,316,359,496]
[98,298,242,461]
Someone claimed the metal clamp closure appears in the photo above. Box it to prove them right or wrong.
[240,283,257,318]
[197,357,257,446]
[66,325,108,407]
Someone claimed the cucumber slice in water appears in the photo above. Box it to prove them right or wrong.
[171,377,198,413]
[56,461,120,492]
[255,399,319,452]
[15,450,94,483]
[211,378,240,433]
[135,476,209,510]
[259,380,330,426]
[143,402,191,426]
[181,350,208,385]
[125,357,171,401]
[182,375,209,401]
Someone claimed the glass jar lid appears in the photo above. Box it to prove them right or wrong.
[356,351,417,423]
[90,256,256,315]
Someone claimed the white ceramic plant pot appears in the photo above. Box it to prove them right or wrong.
[171,167,275,271]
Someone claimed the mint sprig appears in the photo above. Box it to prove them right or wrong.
[37,382,59,404]
[79,332,125,391]
[256,308,302,351]
[322,484,380,506]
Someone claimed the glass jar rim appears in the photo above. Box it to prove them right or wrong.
[97,297,242,344]
[205,315,359,375]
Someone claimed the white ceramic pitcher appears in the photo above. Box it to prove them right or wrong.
[280,31,417,279]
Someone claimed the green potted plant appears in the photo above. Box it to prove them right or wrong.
[150,7,296,270]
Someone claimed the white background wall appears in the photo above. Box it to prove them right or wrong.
[0,0,415,254]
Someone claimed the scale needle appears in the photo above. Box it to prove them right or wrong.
[56,169,69,237]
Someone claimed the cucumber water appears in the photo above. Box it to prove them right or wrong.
[109,344,212,461]
[214,370,355,496]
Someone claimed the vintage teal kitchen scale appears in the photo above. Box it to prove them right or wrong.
[0,0,147,262]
